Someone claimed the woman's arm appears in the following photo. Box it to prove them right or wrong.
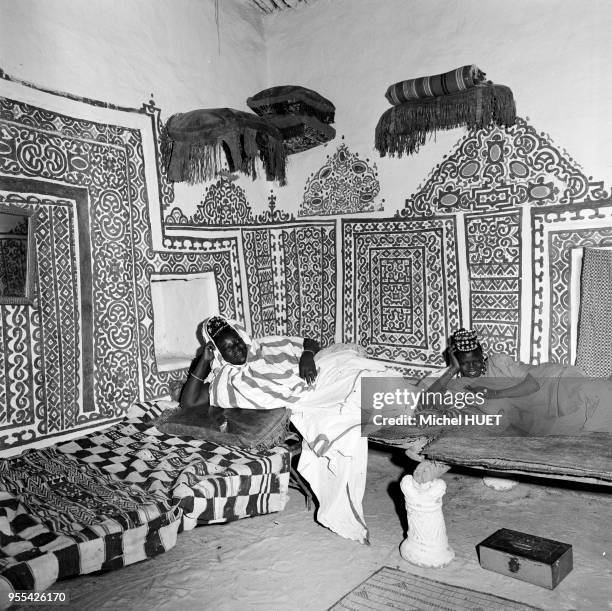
[299,338,320,385]
[425,364,460,396]
[418,344,461,409]
[180,343,215,409]
[468,373,540,400]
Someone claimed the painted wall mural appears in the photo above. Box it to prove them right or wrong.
[0,192,84,442]
[3,70,612,453]
[464,210,522,358]
[165,178,295,227]
[300,143,382,216]
[400,118,607,218]
[0,78,242,451]
[342,217,461,375]
[531,202,612,365]
[394,117,610,371]
[242,223,336,346]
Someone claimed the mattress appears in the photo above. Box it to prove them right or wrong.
[0,401,290,600]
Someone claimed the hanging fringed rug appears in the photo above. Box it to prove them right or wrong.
[375,83,516,157]
[162,107,287,185]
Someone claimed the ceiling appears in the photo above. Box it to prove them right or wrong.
[248,0,312,14]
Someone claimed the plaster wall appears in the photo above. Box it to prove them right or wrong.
[0,0,268,453]
[263,0,612,213]
[2,0,612,453]
[0,0,271,213]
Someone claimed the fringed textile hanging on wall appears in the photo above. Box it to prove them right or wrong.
[375,84,516,157]
[247,85,335,124]
[266,114,336,155]
[162,108,287,185]
[247,85,336,154]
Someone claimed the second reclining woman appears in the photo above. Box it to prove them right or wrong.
[423,328,612,435]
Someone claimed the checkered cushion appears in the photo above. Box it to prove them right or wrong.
[126,400,170,422]
[57,410,290,530]
[0,402,290,595]
[0,449,181,596]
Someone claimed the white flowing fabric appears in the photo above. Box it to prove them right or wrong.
[290,347,404,543]
[202,318,411,542]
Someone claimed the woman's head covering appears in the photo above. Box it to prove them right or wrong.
[451,328,482,352]
[205,315,232,340]
[202,315,252,370]
[450,328,487,376]
[201,314,306,409]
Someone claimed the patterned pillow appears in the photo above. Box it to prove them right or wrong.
[247,85,335,124]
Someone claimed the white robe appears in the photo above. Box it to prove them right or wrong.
[203,319,411,542]
[290,347,404,543]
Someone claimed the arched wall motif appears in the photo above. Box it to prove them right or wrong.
[3,71,612,452]
[381,118,610,367]
[300,143,382,217]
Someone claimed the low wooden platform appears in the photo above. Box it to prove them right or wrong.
[369,428,612,486]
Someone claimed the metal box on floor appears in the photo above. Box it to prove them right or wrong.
[476,528,573,589]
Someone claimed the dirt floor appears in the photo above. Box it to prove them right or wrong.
[26,447,612,611]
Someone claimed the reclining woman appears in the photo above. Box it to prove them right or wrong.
[425,328,612,435]
[181,315,415,544]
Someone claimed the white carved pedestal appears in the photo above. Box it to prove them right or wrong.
[400,473,455,567]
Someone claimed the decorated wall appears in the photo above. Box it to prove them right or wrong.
[257,0,612,374]
[2,0,612,452]
[0,0,270,453]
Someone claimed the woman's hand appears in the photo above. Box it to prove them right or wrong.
[203,341,216,362]
[299,351,318,386]
[448,345,460,372]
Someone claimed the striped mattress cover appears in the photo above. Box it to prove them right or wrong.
[0,401,290,601]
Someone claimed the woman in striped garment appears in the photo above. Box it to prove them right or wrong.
[180,315,319,411]
[181,315,412,543]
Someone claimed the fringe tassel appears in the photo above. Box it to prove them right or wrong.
[248,412,293,452]
[162,129,287,185]
[164,140,226,184]
[242,128,259,181]
[375,84,516,157]
[259,133,288,186]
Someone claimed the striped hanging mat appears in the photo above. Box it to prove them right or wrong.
[385,64,486,105]
[576,247,612,377]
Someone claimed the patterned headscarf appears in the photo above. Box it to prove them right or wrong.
[450,328,487,375]
[205,315,232,341]
[201,315,306,410]
[451,328,482,352]
[202,316,253,371]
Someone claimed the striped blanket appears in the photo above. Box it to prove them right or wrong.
[205,318,307,411]
[375,83,516,157]
[0,402,290,598]
[385,64,486,105]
